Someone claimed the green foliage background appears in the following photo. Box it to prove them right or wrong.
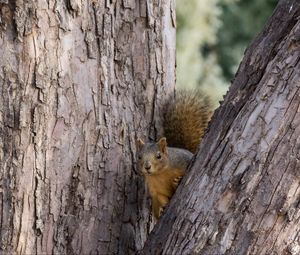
[176,0,278,107]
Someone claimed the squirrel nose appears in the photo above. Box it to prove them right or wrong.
[144,162,151,170]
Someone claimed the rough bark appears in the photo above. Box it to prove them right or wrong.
[142,0,300,254]
[0,0,175,254]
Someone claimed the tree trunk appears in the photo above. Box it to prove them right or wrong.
[142,0,300,254]
[0,0,175,254]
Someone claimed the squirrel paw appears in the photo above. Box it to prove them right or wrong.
[173,176,183,187]
[159,206,166,217]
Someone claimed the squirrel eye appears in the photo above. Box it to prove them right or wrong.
[156,152,161,159]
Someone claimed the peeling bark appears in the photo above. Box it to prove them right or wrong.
[142,0,300,254]
[0,0,175,254]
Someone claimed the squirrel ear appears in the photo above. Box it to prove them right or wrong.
[158,137,167,154]
[136,138,145,150]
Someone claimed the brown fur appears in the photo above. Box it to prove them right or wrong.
[163,90,212,153]
[144,166,184,219]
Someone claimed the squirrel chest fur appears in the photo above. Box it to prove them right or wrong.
[145,167,184,197]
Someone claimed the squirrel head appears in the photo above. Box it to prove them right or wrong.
[136,137,169,175]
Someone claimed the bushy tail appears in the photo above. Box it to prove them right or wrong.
[163,90,212,153]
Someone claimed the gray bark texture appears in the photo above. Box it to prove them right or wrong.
[142,0,300,254]
[0,0,175,254]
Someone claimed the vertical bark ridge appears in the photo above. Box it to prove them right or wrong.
[0,0,175,254]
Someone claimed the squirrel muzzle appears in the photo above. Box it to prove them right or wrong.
[143,161,152,174]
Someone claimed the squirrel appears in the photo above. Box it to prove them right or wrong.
[137,90,211,219]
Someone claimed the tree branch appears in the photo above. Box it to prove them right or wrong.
[141,0,300,254]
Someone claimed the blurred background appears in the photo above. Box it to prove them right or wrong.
[176,0,278,108]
